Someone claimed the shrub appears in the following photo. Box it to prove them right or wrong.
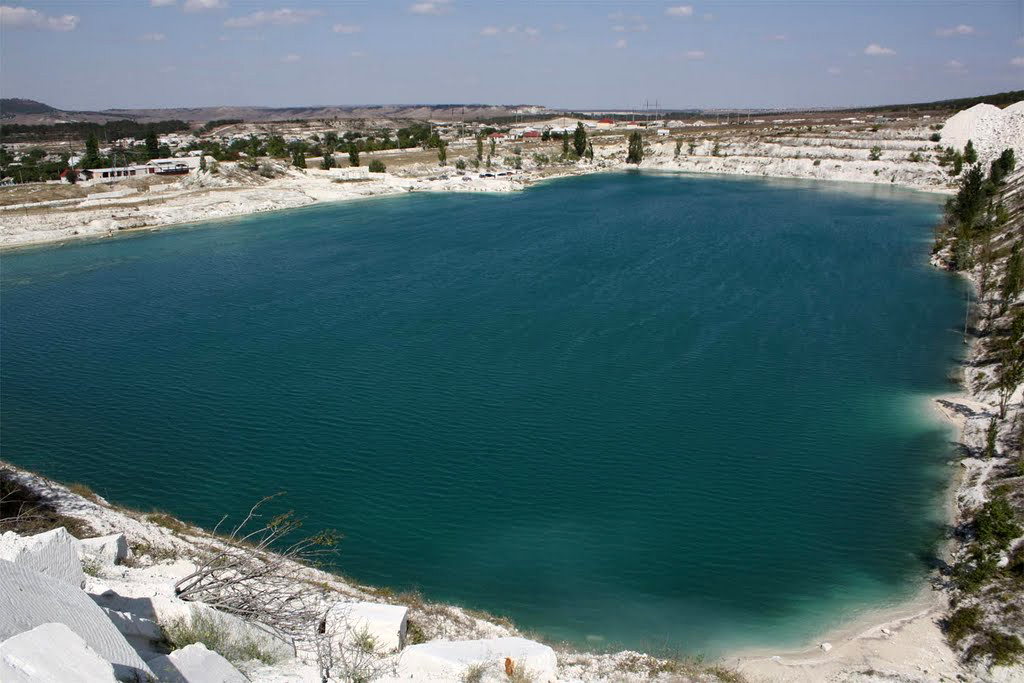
[930,133,942,142]
[368,159,386,173]
[163,608,281,666]
[455,159,466,170]
[945,605,982,645]
[966,630,1024,666]
[974,494,1021,549]
[868,146,882,161]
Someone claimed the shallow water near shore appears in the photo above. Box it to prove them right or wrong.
[0,172,965,655]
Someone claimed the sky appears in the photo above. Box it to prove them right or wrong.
[1,0,1022,111]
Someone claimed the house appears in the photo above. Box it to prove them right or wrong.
[523,131,541,139]
[596,118,615,129]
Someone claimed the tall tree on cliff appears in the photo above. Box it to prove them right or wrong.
[145,129,160,160]
[83,133,101,168]
[626,131,644,164]
[573,122,588,158]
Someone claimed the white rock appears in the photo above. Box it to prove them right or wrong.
[79,534,129,566]
[146,643,247,683]
[0,560,152,681]
[819,642,833,652]
[0,528,85,588]
[148,597,295,662]
[0,622,117,683]
[326,601,409,653]
[99,606,163,646]
[396,637,557,682]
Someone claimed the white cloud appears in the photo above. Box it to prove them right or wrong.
[332,23,362,34]
[480,25,499,35]
[1011,57,1024,66]
[350,50,366,58]
[935,24,975,37]
[608,11,624,20]
[864,43,895,56]
[702,12,714,21]
[151,0,176,6]
[665,5,693,17]
[184,0,227,11]
[685,49,705,59]
[138,32,166,41]
[945,59,967,73]
[225,8,320,28]
[0,5,79,31]
[524,26,540,36]
[551,23,565,32]
[281,53,301,62]
[614,38,627,48]
[827,66,841,75]
[612,24,625,32]
[409,0,452,15]
[766,33,787,41]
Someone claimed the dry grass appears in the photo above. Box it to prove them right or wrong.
[0,467,95,538]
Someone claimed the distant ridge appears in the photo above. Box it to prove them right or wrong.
[0,98,59,118]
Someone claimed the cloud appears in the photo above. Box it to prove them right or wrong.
[184,0,227,11]
[702,12,714,21]
[685,49,705,59]
[409,0,452,15]
[551,23,565,32]
[665,5,693,17]
[480,25,500,35]
[524,26,540,36]
[0,5,79,31]
[608,11,624,20]
[1012,57,1024,66]
[935,24,975,37]
[332,23,362,34]
[945,59,967,73]
[864,43,895,56]
[151,0,176,5]
[827,66,841,75]
[350,50,366,58]
[225,8,320,28]
[281,53,301,63]
[138,32,166,41]
[614,38,627,48]
[766,33,787,41]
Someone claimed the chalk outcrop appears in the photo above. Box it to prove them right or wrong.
[0,527,85,588]
[326,601,409,653]
[0,622,118,683]
[147,643,247,683]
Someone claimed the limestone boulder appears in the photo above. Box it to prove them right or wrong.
[146,643,247,683]
[0,622,118,683]
[326,601,409,653]
[79,534,129,566]
[396,637,557,682]
[0,560,152,681]
[0,528,85,588]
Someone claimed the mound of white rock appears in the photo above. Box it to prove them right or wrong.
[941,102,1024,167]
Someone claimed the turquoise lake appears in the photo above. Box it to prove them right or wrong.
[0,172,965,655]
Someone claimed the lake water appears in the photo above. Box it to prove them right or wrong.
[0,172,964,655]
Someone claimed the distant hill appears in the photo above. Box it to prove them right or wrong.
[0,98,59,118]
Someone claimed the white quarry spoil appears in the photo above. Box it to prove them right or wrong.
[79,533,130,566]
[326,601,409,653]
[0,622,118,683]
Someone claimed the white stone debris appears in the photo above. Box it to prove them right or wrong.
[0,560,153,681]
[0,528,85,588]
[0,622,118,683]
[326,601,409,653]
[941,102,1024,168]
[395,637,558,682]
[146,642,248,683]
[820,642,833,652]
[79,534,129,566]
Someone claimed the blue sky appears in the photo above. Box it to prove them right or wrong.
[1,1,1022,111]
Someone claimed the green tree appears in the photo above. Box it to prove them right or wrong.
[626,131,643,164]
[674,139,682,158]
[475,135,483,162]
[144,128,159,160]
[489,138,496,156]
[1001,241,1024,313]
[951,151,964,176]
[964,139,977,164]
[561,134,569,158]
[438,141,447,166]
[995,309,1024,419]
[984,418,998,458]
[199,155,207,172]
[266,136,287,158]
[368,159,386,173]
[292,150,306,168]
[348,145,360,167]
[585,142,594,162]
[322,151,333,170]
[572,122,587,158]
[868,145,882,161]
[83,133,101,168]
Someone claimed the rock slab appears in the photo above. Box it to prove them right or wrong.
[147,643,247,683]
[327,601,409,653]
[79,534,129,566]
[0,528,85,588]
[397,637,558,682]
[0,560,152,681]
[0,622,117,683]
